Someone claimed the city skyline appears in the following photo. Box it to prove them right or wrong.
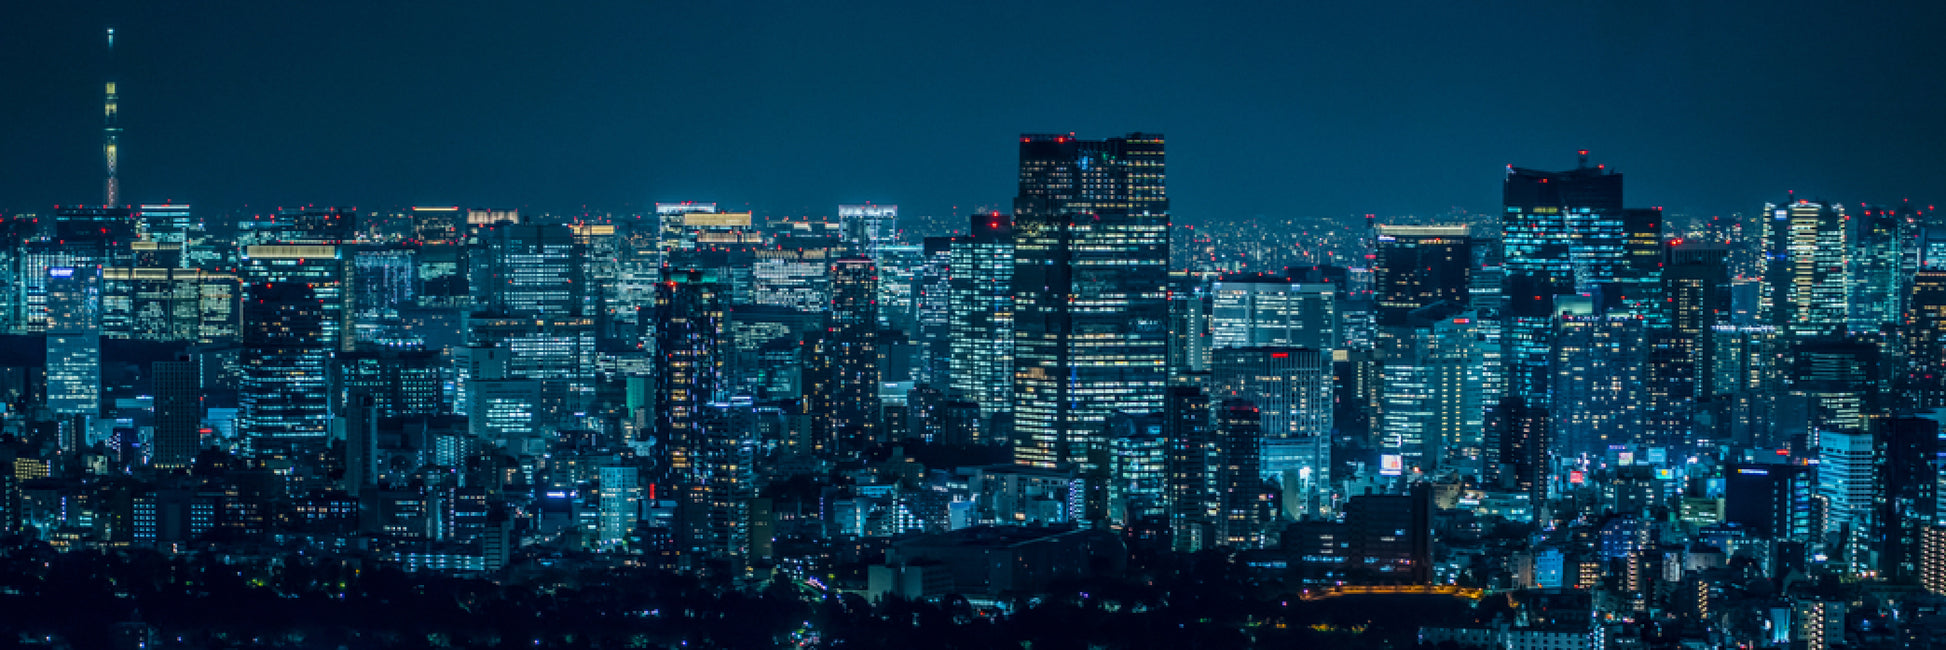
[4,1,1945,220]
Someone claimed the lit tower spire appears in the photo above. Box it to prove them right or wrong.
[104,27,121,206]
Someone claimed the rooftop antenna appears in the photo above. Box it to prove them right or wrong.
[104,27,121,206]
[1577,149,1589,169]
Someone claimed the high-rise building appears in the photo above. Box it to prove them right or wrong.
[1551,298,1647,458]
[814,258,880,455]
[1763,200,1850,338]
[99,267,239,343]
[1214,399,1268,548]
[947,213,1014,440]
[1907,270,1946,409]
[1816,429,1875,569]
[1499,156,1629,499]
[1850,204,1911,333]
[1372,225,1472,327]
[473,223,585,317]
[655,270,729,473]
[1011,133,1170,474]
[238,282,332,447]
[45,266,102,417]
[838,204,898,258]
[1211,347,1331,519]
[1209,275,1338,351]
[1723,463,1813,540]
[150,357,200,469]
[1164,386,1214,553]
[1880,416,1943,582]
[241,245,351,351]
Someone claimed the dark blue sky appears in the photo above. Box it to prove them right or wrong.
[3,1,1942,222]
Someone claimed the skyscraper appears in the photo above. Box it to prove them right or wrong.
[1499,156,1628,499]
[1214,399,1268,548]
[45,266,102,417]
[239,282,332,447]
[1011,133,1170,474]
[947,213,1015,441]
[815,258,880,455]
[1372,225,1472,327]
[1211,347,1332,519]
[1763,200,1850,338]
[150,357,200,469]
[1209,275,1338,351]
[1907,270,1946,409]
[655,270,729,473]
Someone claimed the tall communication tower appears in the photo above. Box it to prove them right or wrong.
[104,27,121,206]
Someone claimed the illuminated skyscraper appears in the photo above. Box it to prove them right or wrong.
[947,213,1014,439]
[239,282,332,446]
[242,245,350,351]
[1164,386,1215,552]
[812,258,880,455]
[1763,200,1850,338]
[1209,275,1338,351]
[838,204,898,258]
[1372,225,1472,327]
[1499,156,1627,499]
[1011,133,1170,473]
[1907,270,1946,409]
[45,266,102,417]
[1214,399,1268,548]
[1211,347,1331,519]
[655,270,729,473]
[473,223,586,317]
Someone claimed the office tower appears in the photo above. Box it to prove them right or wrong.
[1763,200,1850,338]
[338,346,445,418]
[1908,270,1946,409]
[467,208,520,229]
[414,242,469,309]
[913,237,955,387]
[1104,412,1167,528]
[812,258,879,455]
[1209,275,1339,350]
[1340,485,1434,583]
[1212,347,1331,519]
[1011,133,1170,473]
[1715,324,1788,448]
[597,463,642,549]
[150,357,200,469]
[1791,337,1884,436]
[241,245,351,351]
[655,270,729,473]
[238,282,332,446]
[1167,276,1212,380]
[16,207,134,334]
[274,206,358,245]
[1372,225,1472,327]
[752,246,832,312]
[136,204,194,244]
[410,206,462,244]
[1880,416,1943,582]
[45,266,102,417]
[947,213,1015,440]
[1723,463,1814,540]
[838,204,898,258]
[1816,429,1875,569]
[467,315,596,429]
[1214,400,1267,548]
[1499,156,1628,499]
[1165,386,1215,552]
[353,247,416,313]
[1654,245,1730,444]
[99,267,239,343]
[1616,208,1666,316]
[1851,205,1911,332]
[473,223,585,317]
[873,243,926,335]
[341,392,378,493]
[1551,298,1647,457]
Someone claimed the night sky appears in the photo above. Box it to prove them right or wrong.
[3,1,1942,222]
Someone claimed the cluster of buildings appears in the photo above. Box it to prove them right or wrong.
[3,133,1946,648]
